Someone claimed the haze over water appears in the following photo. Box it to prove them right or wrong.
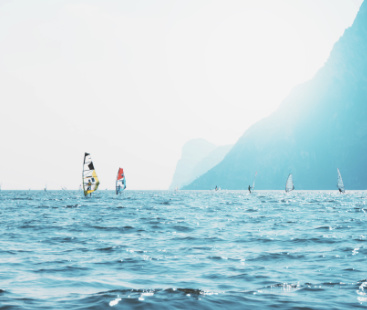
[1,190,366,309]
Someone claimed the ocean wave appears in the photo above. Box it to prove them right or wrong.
[1,191,366,309]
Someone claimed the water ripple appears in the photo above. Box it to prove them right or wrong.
[0,190,366,309]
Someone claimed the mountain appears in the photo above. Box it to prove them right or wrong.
[169,139,232,190]
[183,1,367,190]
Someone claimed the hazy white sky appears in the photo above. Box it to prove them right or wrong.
[0,0,363,190]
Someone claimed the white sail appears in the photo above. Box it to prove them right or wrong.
[83,152,100,197]
[252,172,257,190]
[337,168,345,193]
[285,173,294,193]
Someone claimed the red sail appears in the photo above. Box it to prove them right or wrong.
[117,168,124,180]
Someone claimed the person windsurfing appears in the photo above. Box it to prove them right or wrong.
[248,185,251,194]
[87,180,92,196]
[215,185,218,191]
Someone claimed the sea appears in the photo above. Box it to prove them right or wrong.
[1,190,367,310]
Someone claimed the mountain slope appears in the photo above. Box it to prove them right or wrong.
[169,139,232,189]
[184,1,367,190]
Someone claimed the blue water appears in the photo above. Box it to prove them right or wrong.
[1,190,367,309]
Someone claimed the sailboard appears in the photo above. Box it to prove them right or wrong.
[116,167,126,194]
[337,168,345,193]
[252,172,258,190]
[285,173,294,193]
[82,152,100,197]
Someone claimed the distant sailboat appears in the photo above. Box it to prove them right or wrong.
[285,173,295,193]
[248,172,258,193]
[251,171,258,191]
[337,168,345,194]
[83,152,100,197]
[116,168,126,194]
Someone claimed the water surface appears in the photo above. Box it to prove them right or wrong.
[1,190,366,309]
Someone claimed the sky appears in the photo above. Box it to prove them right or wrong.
[0,0,363,190]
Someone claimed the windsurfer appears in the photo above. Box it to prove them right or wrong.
[215,186,218,191]
[87,180,92,196]
[248,185,251,193]
[338,188,342,194]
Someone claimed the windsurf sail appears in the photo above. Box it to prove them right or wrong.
[285,173,294,193]
[116,168,126,194]
[82,152,100,197]
[337,168,345,193]
[252,172,258,190]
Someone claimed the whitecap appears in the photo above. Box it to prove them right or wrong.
[109,298,121,307]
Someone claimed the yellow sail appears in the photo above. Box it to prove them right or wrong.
[83,153,100,196]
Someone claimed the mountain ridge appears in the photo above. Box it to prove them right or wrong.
[184,0,367,190]
[169,139,232,190]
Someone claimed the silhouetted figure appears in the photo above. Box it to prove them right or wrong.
[215,185,218,191]
[87,180,92,196]
[248,185,251,193]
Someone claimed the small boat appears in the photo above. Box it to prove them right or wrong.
[116,168,126,194]
[285,173,294,193]
[249,171,257,193]
[82,152,100,197]
[337,168,345,194]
